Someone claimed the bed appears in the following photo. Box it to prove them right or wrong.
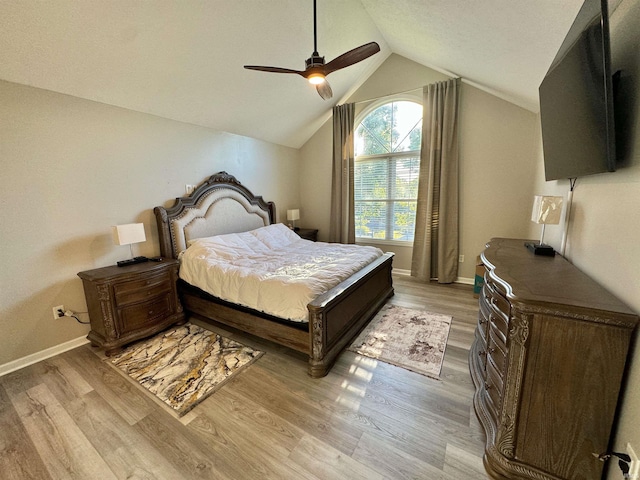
[154,171,394,377]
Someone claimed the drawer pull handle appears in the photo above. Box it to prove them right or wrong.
[488,347,495,354]
[479,318,487,325]
[148,310,155,315]
[479,350,487,357]
[484,382,491,390]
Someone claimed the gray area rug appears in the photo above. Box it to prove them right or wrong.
[109,323,263,415]
[349,304,452,379]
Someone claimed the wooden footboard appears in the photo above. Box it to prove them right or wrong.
[307,252,394,378]
[178,252,394,378]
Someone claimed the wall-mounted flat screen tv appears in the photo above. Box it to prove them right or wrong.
[539,0,616,181]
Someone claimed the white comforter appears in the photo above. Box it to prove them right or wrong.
[179,223,383,322]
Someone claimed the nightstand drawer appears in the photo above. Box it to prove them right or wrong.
[114,273,171,306]
[119,294,171,332]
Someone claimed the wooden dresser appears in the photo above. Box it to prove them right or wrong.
[78,259,185,355]
[470,238,638,480]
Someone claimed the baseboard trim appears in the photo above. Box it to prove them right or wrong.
[392,268,411,276]
[0,336,90,377]
[393,269,474,286]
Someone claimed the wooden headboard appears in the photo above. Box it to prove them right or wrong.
[154,172,276,259]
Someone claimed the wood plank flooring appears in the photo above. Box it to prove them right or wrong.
[0,274,489,479]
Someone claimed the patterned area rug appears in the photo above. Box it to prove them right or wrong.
[109,323,263,416]
[348,304,452,379]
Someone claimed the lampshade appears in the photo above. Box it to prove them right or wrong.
[531,196,563,225]
[112,223,146,246]
[287,209,300,222]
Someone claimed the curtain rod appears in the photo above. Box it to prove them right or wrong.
[353,86,423,106]
[352,76,467,106]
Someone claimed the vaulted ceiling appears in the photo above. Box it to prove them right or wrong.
[0,0,587,148]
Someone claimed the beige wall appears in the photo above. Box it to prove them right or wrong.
[0,80,300,366]
[300,54,539,276]
[529,0,640,472]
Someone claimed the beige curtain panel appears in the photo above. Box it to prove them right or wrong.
[329,103,356,244]
[411,78,461,283]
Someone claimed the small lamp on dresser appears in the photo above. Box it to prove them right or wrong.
[524,195,564,256]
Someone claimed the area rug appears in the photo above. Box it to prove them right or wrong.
[348,304,452,379]
[109,323,263,415]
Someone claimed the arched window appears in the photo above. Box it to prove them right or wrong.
[354,100,422,243]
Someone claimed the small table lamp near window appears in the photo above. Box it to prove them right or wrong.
[287,209,300,230]
[524,195,564,256]
[112,223,148,266]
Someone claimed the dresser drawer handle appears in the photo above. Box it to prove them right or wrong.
[148,309,155,315]
[479,318,487,325]
[488,347,495,354]
[479,350,487,357]
[484,382,491,390]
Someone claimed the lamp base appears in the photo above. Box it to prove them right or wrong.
[117,256,149,267]
[524,242,556,256]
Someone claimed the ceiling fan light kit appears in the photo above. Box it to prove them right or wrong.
[308,73,325,85]
[244,0,380,99]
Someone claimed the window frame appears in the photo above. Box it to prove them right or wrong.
[353,95,423,246]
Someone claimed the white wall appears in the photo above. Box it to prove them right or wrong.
[300,54,539,276]
[0,80,301,366]
[529,0,640,474]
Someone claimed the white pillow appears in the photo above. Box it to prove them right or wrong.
[250,223,301,249]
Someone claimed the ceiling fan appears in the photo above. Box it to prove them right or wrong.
[244,0,380,100]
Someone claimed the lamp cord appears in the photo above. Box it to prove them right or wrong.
[560,178,578,257]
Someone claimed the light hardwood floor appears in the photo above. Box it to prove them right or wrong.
[0,274,489,479]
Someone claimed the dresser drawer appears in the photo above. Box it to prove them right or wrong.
[489,310,509,346]
[475,330,488,374]
[484,276,511,317]
[118,294,172,333]
[488,326,507,376]
[478,300,490,344]
[485,356,504,415]
[114,272,171,306]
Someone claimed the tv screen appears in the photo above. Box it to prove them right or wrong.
[539,0,616,181]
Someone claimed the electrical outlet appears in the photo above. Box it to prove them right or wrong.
[52,305,65,320]
[628,443,639,479]
[185,184,196,195]
[458,255,465,263]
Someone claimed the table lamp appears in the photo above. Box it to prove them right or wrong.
[112,223,148,266]
[524,195,564,256]
[287,209,300,230]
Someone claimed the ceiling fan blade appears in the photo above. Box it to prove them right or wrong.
[244,65,306,76]
[316,80,333,100]
[324,42,380,75]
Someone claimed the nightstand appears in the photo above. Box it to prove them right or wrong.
[295,228,318,241]
[78,259,185,355]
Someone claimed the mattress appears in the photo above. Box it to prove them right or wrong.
[178,223,383,322]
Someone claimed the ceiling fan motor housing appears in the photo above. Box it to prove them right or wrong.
[306,53,325,69]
